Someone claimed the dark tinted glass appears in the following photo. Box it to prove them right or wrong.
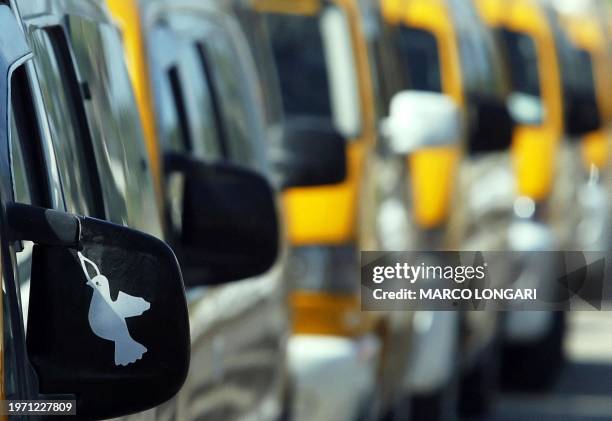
[548,12,601,134]
[9,67,47,207]
[499,29,541,97]
[30,28,103,218]
[570,49,597,104]
[9,67,50,296]
[264,13,333,118]
[547,10,596,100]
[196,35,260,167]
[397,26,442,92]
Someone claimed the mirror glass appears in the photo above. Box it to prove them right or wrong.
[165,155,280,285]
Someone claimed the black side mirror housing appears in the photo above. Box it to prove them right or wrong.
[270,117,347,189]
[564,91,602,137]
[6,204,189,420]
[165,154,280,286]
[467,95,515,155]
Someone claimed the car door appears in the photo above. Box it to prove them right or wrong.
[144,7,289,421]
[0,2,189,418]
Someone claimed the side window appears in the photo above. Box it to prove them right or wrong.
[571,49,598,109]
[9,66,49,331]
[370,20,407,114]
[397,26,443,92]
[499,30,541,98]
[196,36,261,166]
[148,28,189,155]
[149,26,223,159]
[450,0,507,99]
[175,46,224,159]
[197,35,253,161]
[10,67,47,208]
[64,17,163,237]
[31,19,163,238]
[167,65,195,153]
[234,8,285,130]
[29,27,103,218]
[548,14,600,133]
[498,30,545,125]
[151,18,265,170]
[32,27,104,218]
[263,7,362,138]
[265,13,333,119]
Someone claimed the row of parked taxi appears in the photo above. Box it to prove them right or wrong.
[1,0,610,420]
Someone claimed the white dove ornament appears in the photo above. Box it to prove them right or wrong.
[78,252,151,366]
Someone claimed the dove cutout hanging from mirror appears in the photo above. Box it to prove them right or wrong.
[78,252,151,366]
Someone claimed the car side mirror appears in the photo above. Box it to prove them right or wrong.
[564,90,602,137]
[467,94,515,154]
[381,91,464,154]
[6,203,189,420]
[507,92,546,126]
[270,117,347,189]
[165,153,280,285]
